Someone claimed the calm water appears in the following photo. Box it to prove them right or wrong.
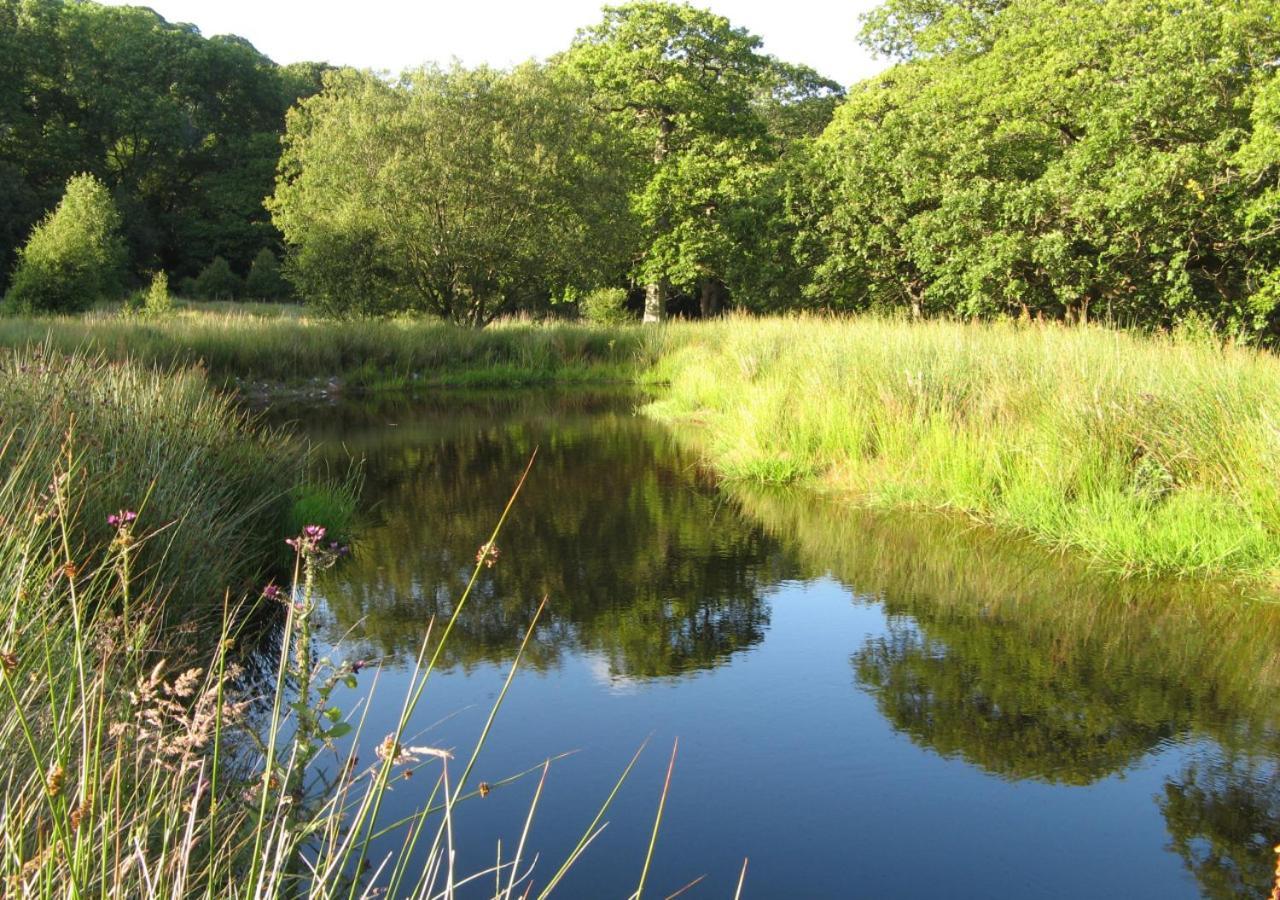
[275,390,1280,898]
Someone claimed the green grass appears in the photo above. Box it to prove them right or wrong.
[0,345,313,614]
[647,315,1280,583]
[5,305,1280,583]
[0,304,661,389]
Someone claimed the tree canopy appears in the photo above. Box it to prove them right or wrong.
[270,64,636,324]
[0,0,327,290]
[798,0,1280,331]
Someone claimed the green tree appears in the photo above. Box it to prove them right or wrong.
[565,2,840,320]
[244,247,290,300]
[0,0,328,289]
[271,64,634,324]
[142,269,172,317]
[4,172,125,312]
[801,0,1280,330]
[191,255,239,301]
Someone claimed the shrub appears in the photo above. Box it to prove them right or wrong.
[244,247,291,301]
[3,174,126,313]
[579,286,633,325]
[142,270,173,317]
[192,255,240,300]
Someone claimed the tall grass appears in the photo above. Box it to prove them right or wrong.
[0,345,321,614]
[0,309,662,388]
[0,443,683,897]
[647,316,1280,581]
[7,308,1280,581]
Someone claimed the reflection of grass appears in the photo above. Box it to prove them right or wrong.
[731,484,1280,734]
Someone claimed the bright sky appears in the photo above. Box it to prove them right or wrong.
[101,0,888,87]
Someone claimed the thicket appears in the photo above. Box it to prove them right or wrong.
[0,0,328,288]
[3,174,125,313]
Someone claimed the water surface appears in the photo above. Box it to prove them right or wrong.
[276,391,1280,898]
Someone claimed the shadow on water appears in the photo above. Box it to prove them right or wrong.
[270,389,1280,897]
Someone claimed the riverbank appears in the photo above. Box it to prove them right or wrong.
[648,317,1280,582]
[0,307,658,389]
[3,308,1279,583]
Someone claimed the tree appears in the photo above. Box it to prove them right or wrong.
[4,173,125,312]
[565,2,841,321]
[191,255,239,301]
[244,247,290,300]
[0,0,329,290]
[800,0,1280,330]
[271,64,634,325]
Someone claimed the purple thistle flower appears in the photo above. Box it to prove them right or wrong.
[262,584,283,601]
[304,525,327,541]
[107,509,137,530]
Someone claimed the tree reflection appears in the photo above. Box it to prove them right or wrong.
[288,391,792,677]
[853,613,1181,784]
[1161,751,1280,899]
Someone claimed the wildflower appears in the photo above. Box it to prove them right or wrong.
[351,659,366,674]
[262,583,283,602]
[107,509,137,530]
[375,734,453,766]
[476,541,501,568]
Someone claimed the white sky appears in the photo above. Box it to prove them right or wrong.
[101,0,888,88]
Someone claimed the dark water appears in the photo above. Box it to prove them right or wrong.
[275,390,1280,898]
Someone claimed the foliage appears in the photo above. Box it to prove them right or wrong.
[799,0,1280,331]
[0,0,328,288]
[564,1,842,320]
[191,255,241,301]
[244,247,291,301]
[272,64,635,325]
[578,286,633,325]
[3,173,125,313]
[142,269,172,317]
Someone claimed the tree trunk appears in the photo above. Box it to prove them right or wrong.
[643,279,667,324]
[642,116,675,326]
[699,279,720,319]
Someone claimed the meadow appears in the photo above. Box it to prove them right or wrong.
[4,306,1278,583]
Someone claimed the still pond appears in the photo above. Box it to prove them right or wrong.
[270,391,1280,898]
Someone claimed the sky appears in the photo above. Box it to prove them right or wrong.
[99,0,889,88]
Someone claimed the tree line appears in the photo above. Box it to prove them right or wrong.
[5,0,1280,332]
[0,0,326,300]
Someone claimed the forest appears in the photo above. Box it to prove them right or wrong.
[4,0,1279,332]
